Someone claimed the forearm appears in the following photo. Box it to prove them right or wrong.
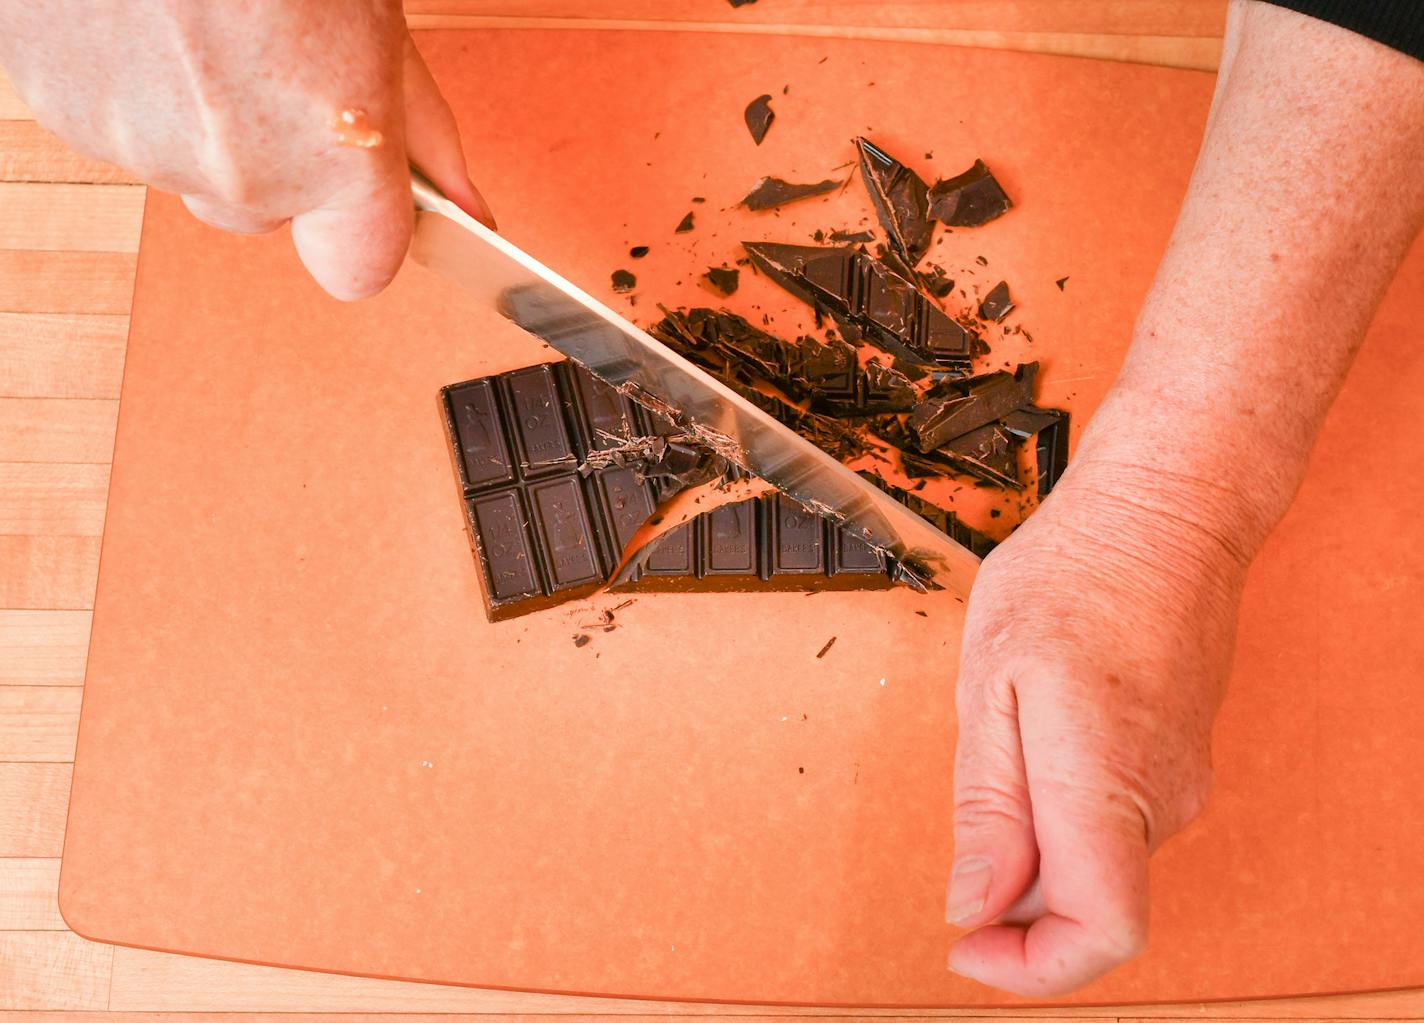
[1070,0,1424,561]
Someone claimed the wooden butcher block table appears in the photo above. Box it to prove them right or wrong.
[6,2,1424,1017]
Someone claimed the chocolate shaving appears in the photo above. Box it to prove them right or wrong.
[741,177,839,212]
[744,94,776,145]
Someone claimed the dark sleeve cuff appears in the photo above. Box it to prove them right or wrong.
[1260,0,1424,61]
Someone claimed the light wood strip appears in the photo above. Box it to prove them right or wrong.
[0,764,70,857]
[0,536,100,611]
[405,1,1228,36]
[0,398,118,463]
[0,463,109,537]
[405,18,1223,70]
[0,612,92,687]
[0,931,112,1010]
[0,184,144,253]
[0,687,80,762]
[0,122,136,185]
[0,312,127,399]
[0,858,64,930]
[101,947,1424,1017]
[0,70,29,120]
[0,251,137,316]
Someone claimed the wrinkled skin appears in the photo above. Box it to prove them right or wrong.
[0,0,492,299]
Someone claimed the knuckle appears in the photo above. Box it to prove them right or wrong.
[954,780,1031,830]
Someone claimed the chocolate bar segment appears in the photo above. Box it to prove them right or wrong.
[742,242,978,372]
[448,379,515,489]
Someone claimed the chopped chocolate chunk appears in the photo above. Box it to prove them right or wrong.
[675,212,695,233]
[630,245,650,259]
[574,634,591,648]
[744,94,776,146]
[702,266,741,296]
[1055,276,1069,291]
[611,270,637,293]
[742,241,978,371]
[728,0,757,6]
[855,138,935,266]
[830,229,876,243]
[741,176,839,212]
[979,281,1014,322]
[929,159,1013,227]
[816,636,837,659]
[908,364,1040,453]
[943,423,1020,488]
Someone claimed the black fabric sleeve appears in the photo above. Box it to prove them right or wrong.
[1260,1,1424,61]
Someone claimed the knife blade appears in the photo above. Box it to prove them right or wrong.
[408,170,980,596]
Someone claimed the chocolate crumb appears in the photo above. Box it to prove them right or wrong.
[702,266,741,296]
[979,281,1014,322]
[675,212,695,233]
[1056,276,1069,291]
[816,636,837,659]
[630,245,650,259]
[611,270,637,293]
[574,634,591,648]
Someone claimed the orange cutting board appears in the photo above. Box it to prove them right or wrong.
[60,29,1424,1006]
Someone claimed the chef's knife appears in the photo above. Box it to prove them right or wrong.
[408,170,980,597]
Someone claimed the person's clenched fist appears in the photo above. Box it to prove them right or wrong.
[0,0,493,299]
[946,454,1250,995]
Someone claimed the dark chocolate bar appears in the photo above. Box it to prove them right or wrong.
[442,363,915,621]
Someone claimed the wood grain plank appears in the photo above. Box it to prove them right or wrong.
[406,1,1228,36]
[0,122,136,185]
[0,463,109,537]
[0,931,112,1010]
[0,687,80,762]
[0,764,70,857]
[407,18,1222,70]
[0,184,144,253]
[0,398,117,462]
[0,312,127,398]
[0,69,29,120]
[0,251,137,316]
[0,611,92,687]
[0,858,64,930]
[0,536,100,610]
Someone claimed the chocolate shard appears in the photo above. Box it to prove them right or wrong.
[942,423,1021,489]
[611,270,637,293]
[676,212,695,233]
[1055,276,1069,291]
[741,241,978,371]
[702,266,741,296]
[630,245,650,259]
[855,137,935,267]
[908,363,1040,453]
[728,0,757,6]
[830,229,875,243]
[979,281,1014,322]
[744,94,775,145]
[928,159,1013,227]
[740,176,839,212]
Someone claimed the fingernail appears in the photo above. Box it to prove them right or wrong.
[946,856,993,924]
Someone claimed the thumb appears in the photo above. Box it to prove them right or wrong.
[947,667,1039,928]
